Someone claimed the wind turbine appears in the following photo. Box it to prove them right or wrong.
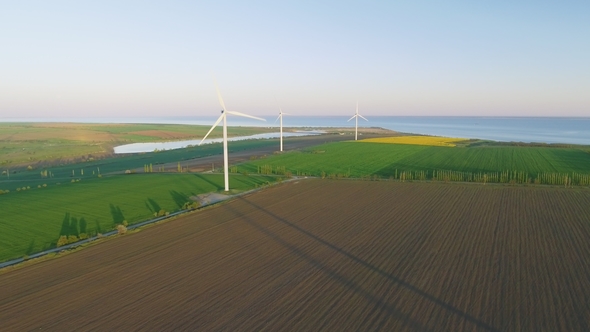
[347,101,368,140]
[275,107,290,152]
[199,83,266,191]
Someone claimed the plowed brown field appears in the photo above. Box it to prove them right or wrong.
[1,180,590,331]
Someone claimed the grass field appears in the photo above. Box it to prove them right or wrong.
[240,141,590,185]
[0,138,280,192]
[1,180,589,330]
[0,122,273,168]
[0,173,277,262]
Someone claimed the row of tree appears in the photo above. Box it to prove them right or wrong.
[38,167,101,178]
[249,164,590,188]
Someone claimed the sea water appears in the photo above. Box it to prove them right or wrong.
[2,116,588,145]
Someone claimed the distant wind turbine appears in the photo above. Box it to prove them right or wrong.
[275,107,290,152]
[347,101,368,140]
[199,82,266,191]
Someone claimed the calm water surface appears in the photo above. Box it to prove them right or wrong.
[114,131,323,154]
[2,116,588,145]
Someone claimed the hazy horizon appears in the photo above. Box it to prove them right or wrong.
[1,1,589,118]
[2,115,590,122]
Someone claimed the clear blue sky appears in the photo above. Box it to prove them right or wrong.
[1,1,588,118]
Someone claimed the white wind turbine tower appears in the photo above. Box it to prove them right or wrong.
[347,101,368,140]
[275,107,290,151]
[199,83,266,191]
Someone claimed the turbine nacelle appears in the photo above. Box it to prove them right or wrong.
[275,111,291,123]
[347,114,368,122]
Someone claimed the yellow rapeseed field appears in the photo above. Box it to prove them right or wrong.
[360,136,465,147]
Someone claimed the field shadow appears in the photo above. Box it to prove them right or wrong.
[109,204,126,225]
[42,242,53,251]
[25,239,36,255]
[95,219,103,234]
[235,197,498,332]
[70,217,79,237]
[169,190,190,209]
[193,174,223,191]
[79,217,87,234]
[59,212,71,236]
[145,198,161,213]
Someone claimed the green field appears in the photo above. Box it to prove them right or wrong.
[0,173,277,262]
[0,122,273,168]
[3,133,590,263]
[0,139,278,192]
[0,135,285,263]
[240,141,590,185]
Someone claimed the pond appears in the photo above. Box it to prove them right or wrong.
[114,131,324,154]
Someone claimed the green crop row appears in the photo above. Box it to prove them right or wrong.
[0,173,277,262]
[0,139,278,192]
[239,142,590,185]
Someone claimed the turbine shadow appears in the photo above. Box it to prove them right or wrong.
[224,201,430,331]
[193,174,223,191]
[235,196,498,331]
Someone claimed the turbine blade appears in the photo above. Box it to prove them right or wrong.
[226,111,266,121]
[199,114,224,145]
[359,114,368,121]
[347,115,356,122]
[213,79,228,112]
[274,114,281,123]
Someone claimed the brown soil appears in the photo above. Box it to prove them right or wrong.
[2,180,588,331]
